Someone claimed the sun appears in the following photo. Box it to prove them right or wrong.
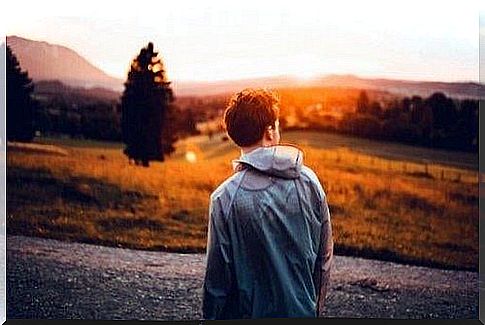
[291,55,321,80]
[296,69,318,80]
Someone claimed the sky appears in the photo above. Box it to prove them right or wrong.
[2,0,484,83]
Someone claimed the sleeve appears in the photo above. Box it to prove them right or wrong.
[201,195,234,320]
[313,188,334,317]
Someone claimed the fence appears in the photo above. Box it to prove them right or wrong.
[314,147,478,184]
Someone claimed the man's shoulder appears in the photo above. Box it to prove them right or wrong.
[210,171,245,202]
[300,165,319,182]
[300,165,322,186]
[299,165,326,197]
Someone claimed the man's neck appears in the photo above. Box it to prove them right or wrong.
[240,143,263,156]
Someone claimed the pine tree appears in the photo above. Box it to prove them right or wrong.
[6,45,35,142]
[121,42,175,167]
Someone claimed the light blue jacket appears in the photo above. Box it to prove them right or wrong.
[202,144,333,319]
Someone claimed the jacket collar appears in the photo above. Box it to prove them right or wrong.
[232,144,303,179]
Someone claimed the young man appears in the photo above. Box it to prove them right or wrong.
[202,88,333,320]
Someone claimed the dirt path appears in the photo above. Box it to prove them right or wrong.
[7,235,478,320]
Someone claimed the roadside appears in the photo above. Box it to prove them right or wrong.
[7,235,478,320]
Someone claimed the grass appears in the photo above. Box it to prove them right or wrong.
[6,131,479,271]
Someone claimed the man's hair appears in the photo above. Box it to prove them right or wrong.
[223,88,279,147]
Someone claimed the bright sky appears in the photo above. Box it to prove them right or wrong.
[2,0,484,83]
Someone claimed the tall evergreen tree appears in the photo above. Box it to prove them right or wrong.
[6,45,35,142]
[121,42,175,167]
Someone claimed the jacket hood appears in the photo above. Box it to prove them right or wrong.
[232,144,303,179]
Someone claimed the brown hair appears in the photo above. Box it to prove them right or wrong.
[223,88,279,147]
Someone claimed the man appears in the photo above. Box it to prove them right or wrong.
[202,88,333,319]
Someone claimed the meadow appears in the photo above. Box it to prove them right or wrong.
[6,130,479,271]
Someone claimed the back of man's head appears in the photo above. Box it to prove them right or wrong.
[223,88,279,147]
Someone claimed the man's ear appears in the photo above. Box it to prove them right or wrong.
[265,126,274,141]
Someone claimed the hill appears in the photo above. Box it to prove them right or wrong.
[6,132,479,270]
[5,35,484,99]
[34,80,121,103]
[6,35,124,91]
[314,74,484,100]
[174,74,485,99]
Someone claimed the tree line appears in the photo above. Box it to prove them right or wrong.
[283,89,478,152]
[341,90,478,152]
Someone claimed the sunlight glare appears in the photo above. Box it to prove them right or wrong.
[185,151,197,163]
[295,68,318,81]
[289,55,322,81]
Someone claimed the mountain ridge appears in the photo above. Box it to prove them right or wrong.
[4,35,484,99]
[6,35,124,91]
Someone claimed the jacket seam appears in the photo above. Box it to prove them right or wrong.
[224,169,249,221]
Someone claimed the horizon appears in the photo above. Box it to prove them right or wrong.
[4,34,483,86]
[3,1,484,84]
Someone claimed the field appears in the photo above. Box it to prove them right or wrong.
[6,131,479,271]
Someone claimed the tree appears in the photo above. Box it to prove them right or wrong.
[356,90,369,114]
[178,108,199,136]
[6,45,36,142]
[368,100,382,117]
[454,99,478,151]
[425,92,456,132]
[121,42,175,167]
[410,95,424,124]
[401,97,411,113]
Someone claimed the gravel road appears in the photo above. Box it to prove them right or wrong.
[7,235,478,320]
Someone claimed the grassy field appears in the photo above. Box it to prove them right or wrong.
[6,131,479,271]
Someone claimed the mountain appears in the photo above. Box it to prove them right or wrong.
[171,75,302,97]
[34,80,121,103]
[4,35,484,99]
[6,36,124,91]
[314,74,485,100]
[174,74,485,99]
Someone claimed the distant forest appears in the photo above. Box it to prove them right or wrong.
[32,80,200,142]
[31,81,478,152]
[278,88,478,152]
